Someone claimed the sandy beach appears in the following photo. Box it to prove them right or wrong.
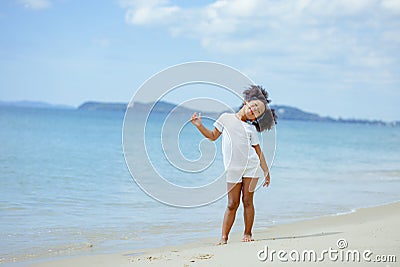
[20,202,399,267]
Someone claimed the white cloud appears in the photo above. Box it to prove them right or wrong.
[381,0,400,14]
[206,0,259,18]
[119,0,391,51]
[120,0,400,93]
[120,0,180,25]
[302,0,375,16]
[18,0,52,10]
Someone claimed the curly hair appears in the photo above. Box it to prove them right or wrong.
[240,85,277,132]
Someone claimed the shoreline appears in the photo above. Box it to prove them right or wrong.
[9,201,400,267]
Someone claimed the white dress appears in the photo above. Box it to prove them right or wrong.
[213,113,262,183]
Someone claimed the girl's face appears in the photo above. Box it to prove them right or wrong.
[244,100,265,121]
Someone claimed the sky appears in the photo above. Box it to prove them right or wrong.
[0,0,399,121]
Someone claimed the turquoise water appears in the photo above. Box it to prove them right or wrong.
[1,106,399,264]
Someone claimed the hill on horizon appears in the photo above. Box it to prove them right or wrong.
[1,100,397,126]
[77,101,397,126]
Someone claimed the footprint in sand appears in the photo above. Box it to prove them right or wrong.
[190,253,214,262]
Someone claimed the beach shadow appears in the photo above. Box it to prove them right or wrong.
[256,231,343,241]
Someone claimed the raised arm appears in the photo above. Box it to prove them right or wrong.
[190,112,221,141]
[253,144,270,187]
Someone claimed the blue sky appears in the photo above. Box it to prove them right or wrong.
[0,0,399,121]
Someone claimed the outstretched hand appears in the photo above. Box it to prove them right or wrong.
[190,112,202,127]
[263,172,270,187]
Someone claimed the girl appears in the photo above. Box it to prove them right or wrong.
[190,85,277,244]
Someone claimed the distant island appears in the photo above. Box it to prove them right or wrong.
[77,101,399,126]
[0,100,73,109]
[1,100,398,126]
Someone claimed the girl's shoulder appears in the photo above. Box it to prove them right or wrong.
[217,112,235,122]
[219,112,235,118]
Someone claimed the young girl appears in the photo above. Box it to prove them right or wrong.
[190,85,277,244]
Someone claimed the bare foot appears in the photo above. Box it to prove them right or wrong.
[241,234,254,242]
[217,237,228,245]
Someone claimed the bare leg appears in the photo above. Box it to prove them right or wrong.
[241,178,258,242]
[218,182,242,245]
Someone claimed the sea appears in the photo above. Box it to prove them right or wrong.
[0,106,399,265]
